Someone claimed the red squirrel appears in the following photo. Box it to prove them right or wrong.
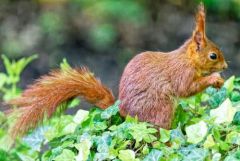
[7,3,227,137]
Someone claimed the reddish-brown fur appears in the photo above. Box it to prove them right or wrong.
[8,67,114,137]
[8,3,227,137]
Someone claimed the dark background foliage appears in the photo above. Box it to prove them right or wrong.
[0,0,239,97]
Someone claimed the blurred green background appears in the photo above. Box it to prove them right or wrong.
[0,0,239,96]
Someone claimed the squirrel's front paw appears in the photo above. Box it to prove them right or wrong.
[208,74,224,89]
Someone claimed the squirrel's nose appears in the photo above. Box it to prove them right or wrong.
[223,62,228,69]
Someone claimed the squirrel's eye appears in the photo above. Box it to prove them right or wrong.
[209,53,217,60]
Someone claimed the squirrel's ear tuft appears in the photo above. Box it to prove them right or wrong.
[192,2,206,51]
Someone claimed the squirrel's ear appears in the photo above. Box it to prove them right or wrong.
[192,2,206,51]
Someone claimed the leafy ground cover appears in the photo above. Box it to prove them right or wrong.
[0,56,240,161]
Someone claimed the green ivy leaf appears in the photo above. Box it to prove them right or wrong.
[210,98,236,124]
[0,150,8,161]
[224,150,240,161]
[95,132,112,153]
[207,87,227,108]
[130,123,157,146]
[230,91,240,102]
[219,141,230,151]
[226,131,240,145]
[109,122,133,140]
[170,127,186,148]
[94,121,108,131]
[54,149,75,161]
[143,149,163,161]
[166,153,182,161]
[185,121,208,144]
[23,126,49,151]
[73,109,89,124]
[212,127,221,142]
[224,76,235,94]
[159,128,170,143]
[63,123,77,134]
[17,152,35,161]
[203,134,215,148]
[118,150,138,161]
[142,144,149,155]
[101,100,120,119]
[44,115,73,140]
[75,139,92,161]
[180,146,209,161]
[172,105,191,128]
[233,112,240,125]
[231,91,240,102]
[94,152,113,161]
[212,153,221,161]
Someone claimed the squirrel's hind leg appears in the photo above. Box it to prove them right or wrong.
[119,96,174,129]
[141,99,174,129]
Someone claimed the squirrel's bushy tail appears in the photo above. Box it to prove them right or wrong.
[8,67,115,137]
